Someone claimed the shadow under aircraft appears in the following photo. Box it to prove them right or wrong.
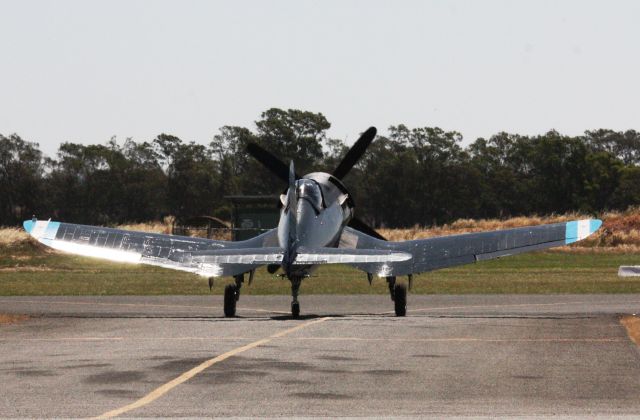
[24,127,602,318]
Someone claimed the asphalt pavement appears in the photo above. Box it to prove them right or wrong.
[1,294,640,418]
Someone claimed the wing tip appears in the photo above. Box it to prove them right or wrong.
[565,218,602,244]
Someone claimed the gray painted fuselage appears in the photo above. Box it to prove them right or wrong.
[277,172,352,278]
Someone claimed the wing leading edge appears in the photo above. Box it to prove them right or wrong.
[23,219,280,277]
[338,219,602,277]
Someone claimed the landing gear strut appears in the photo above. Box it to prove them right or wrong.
[290,276,302,318]
[386,276,396,301]
[223,274,244,317]
[386,276,407,317]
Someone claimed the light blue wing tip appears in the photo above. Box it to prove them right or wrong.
[23,220,33,234]
[565,219,602,244]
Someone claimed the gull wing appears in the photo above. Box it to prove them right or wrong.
[23,219,279,277]
[338,219,602,277]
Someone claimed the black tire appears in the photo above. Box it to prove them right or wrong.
[291,302,300,319]
[224,284,237,317]
[394,283,407,317]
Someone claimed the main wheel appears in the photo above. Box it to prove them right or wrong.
[224,284,238,317]
[394,283,407,317]
[291,302,300,319]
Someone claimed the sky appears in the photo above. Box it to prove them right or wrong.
[1,0,639,157]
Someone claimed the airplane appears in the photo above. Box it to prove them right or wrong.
[23,127,602,318]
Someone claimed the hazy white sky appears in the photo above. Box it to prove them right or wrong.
[1,0,638,156]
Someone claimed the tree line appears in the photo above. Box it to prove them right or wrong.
[2,108,639,228]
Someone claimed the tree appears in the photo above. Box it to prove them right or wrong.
[0,134,46,225]
[153,135,219,220]
[584,129,640,166]
[611,166,640,210]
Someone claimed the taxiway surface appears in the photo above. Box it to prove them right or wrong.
[1,295,640,418]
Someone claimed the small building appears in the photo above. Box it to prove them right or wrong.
[225,195,280,241]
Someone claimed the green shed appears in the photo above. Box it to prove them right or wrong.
[225,195,280,241]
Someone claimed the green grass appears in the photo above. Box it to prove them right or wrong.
[1,242,639,295]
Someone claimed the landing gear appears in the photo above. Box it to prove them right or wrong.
[393,283,407,317]
[386,276,396,301]
[223,284,237,317]
[290,276,302,319]
[223,274,244,317]
[291,302,300,318]
[386,276,407,317]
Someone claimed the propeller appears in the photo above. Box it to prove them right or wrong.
[246,143,300,183]
[246,127,386,241]
[332,127,377,180]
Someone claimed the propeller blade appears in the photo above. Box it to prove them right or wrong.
[332,127,377,180]
[348,217,386,241]
[246,143,300,183]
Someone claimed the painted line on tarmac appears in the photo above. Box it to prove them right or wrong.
[620,315,640,346]
[7,335,620,344]
[91,316,332,419]
[1,299,289,315]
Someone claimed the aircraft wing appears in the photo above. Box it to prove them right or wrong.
[338,219,602,277]
[23,219,279,277]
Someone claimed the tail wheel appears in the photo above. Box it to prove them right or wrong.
[224,284,238,317]
[393,283,407,317]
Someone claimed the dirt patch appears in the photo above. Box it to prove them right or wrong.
[0,314,30,325]
[620,315,640,346]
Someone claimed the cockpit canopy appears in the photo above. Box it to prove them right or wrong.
[295,178,324,211]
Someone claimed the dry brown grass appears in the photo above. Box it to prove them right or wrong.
[378,207,640,253]
[117,221,171,234]
[117,216,174,234]
[2,208,640,252]
[620,315,640,347]
[0,228,30,246]
[0,314,29,325]
[378,213,582,242]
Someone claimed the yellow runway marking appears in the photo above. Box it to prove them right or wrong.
[620,315,640,346]
[92,316,331,419]
[1,335,624,344]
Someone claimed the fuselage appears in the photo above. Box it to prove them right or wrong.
[277,172,354,277]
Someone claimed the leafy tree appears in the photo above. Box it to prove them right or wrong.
[153,135,219,220]
[3,109,640,229]
[611,166,640,209]
[584,129,640,166]
[0,134,46,225]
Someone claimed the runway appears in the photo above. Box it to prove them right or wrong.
[1,295,640,418]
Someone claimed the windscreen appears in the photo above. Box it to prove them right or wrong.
[295,179,323,210]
